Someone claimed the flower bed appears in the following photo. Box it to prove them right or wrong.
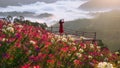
[0,20,120,68]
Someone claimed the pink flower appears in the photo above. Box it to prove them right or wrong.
[2,53,10,59]
[42,34,48,41]
[0,44,1,47]
[92,59,98,64]
[48,54,55,59]
[74,59,80,65]
[74,59,82,65]
[15,43,21,48]
[29,55,38,61]
[38,53,47,59]
[8,38,16,43]
[71,46,77,51]
[0,37,3,41]
[44,42,51,48]
[33,65,40,68]
[57,61,61,66]
[80,43,86,49]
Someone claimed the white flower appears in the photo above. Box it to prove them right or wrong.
[88,55,93,59]
[100,54,103,57]
[57,38,61,42]
[67,35,75,41]
[55,35,61,39]
[28,50,32,54]
[80,36,85,40]
[51,38,55,43]
[68,42,72,45]
[2,38,6,42]
[76,53,82,58]
[72,42,75,45]
[69,37,75,41]
[2,38,8,42]
[90,44,94,49]
[3,25,7,28]
[30,40,36,45]
[2,29,6,33]
[8,23,14,27]
[68,54,71,56]
[68,42,75,46]
[97,46,101,49]
[79,48,84,53]
[18,25,23,28]
[62,37,67,42]
[97,62,113,68]
[118,61,120,64]
[109,53,112,56]
[6,27,14,33]
[62,35,66,38]
[115,52,119,55]
[67,35,72,38]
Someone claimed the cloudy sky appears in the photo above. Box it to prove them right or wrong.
[0,0,120,26]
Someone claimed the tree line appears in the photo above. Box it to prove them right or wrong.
[1,15,48,29]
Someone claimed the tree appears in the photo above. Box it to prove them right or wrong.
[7,15,13,23]
[19,16,24,21]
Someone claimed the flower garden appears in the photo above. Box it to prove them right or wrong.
[0,20,120,68]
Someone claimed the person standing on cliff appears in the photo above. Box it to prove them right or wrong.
[59,19,64,35]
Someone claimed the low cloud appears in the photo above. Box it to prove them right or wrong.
[79,0,120,11]
[0,0,93,26]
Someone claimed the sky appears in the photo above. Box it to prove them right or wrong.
[0,0,119,26]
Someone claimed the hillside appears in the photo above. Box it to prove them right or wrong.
[53,10,120,51]
[0,19,120,68]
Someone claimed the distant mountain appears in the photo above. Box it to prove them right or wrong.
[0,11,34,17]
[79,0,120,11]
[37,13,53,18]
[53,10,120,51]
[0,12,54,19]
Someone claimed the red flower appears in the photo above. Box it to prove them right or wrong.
[47,59,55,64]
[21,64,30,68]
[61,46,69,52]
